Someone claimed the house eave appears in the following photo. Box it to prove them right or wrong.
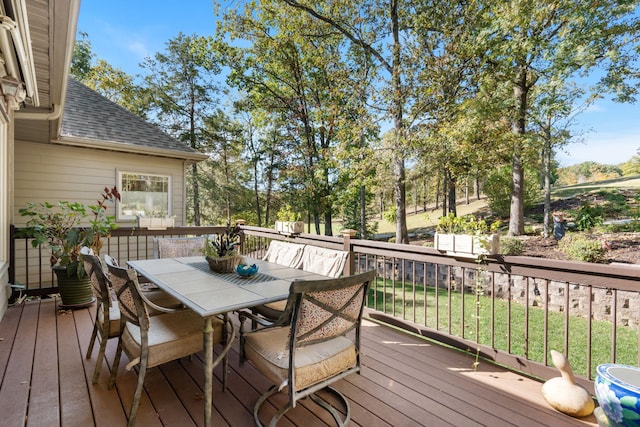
[54,136,209,162]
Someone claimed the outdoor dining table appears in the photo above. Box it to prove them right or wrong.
[126,255,329,427]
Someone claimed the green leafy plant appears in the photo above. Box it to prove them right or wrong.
[500,237,525,255]
[276,204,301,222]
[436,213,501,235]
[205,222,242,257]
[18,186,121,277]
[558,234,607,263]
[573,202,604,231]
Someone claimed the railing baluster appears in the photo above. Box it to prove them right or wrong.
[10,224,640,384]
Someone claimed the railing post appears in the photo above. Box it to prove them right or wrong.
[342,229,357,276]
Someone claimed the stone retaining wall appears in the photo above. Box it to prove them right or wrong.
[367,258,640,328]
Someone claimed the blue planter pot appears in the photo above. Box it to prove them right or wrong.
[595,364,640,426]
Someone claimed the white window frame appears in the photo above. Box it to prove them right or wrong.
[117,170,172,221]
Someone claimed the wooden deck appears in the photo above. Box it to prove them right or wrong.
[0,298,598,426]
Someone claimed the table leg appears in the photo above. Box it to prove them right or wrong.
[204,317,213,427]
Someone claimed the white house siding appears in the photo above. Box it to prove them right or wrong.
[12,141,188,290]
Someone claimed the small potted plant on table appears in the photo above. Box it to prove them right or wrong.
[18,186,121,308]
[205,222,243,273]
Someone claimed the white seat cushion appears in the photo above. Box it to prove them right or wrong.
[122,309,223,368]
[98,301,121,337]
[263,241,305,268]
[300,246,348,278]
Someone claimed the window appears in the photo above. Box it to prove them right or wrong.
[117,171,172,220]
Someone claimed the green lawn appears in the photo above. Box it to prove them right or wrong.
[368,278,638,378]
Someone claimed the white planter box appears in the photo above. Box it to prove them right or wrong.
[275,221,304,235]
[434,233,499,257]
[138,217,175,230]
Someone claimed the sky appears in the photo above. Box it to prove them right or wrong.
[77,1,640,168]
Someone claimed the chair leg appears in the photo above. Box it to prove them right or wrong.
[92,327,110,384]
[86,312,99,359]
[127,359,148,427]
[108,339,124,389]
[309,386,351,427]
[253,385,282,427]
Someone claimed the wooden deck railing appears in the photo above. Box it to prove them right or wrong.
[10,224,640,387]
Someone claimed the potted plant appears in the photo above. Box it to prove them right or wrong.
[434,213,501,257]
[204,222,244,273]
[18,186,121,307]
[274,204,304,235]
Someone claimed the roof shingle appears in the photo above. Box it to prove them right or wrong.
[60,78,202,158]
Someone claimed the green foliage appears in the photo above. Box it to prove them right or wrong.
[621,156,640,176]
[484,166,542,217]
[338,186,378,238]
[383,206,397,224]
[276,204,301,222]
[71,32,94,81]
[558,234,607,263]
[18,187,121,276]
[436,213,501,235]
[572,202,604,231]
[204,223,242,257]
[500,237,525,255]
[557,162,623,186]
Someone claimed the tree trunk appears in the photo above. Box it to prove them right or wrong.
[192,162,200,226]
[435,177,440,210]
[360,186,367,238]
[441,171,447,218]
[447,173,457,216]
[390,0,409,244]
[508,70,528,236]
[543,130,552,238]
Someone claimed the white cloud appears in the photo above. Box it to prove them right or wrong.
[557,131,640,166]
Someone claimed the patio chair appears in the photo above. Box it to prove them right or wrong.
[104,254,181,310]
[153,236,206,258]
[83,252,120,384]
[250,245,349,324]
[240,270,375,427]
[107,262,234,427]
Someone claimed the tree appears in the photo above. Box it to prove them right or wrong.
[472,0,640,235]
[70,32,149,117]
[528,81,591,237]
[217,1,368,235]
[141,33,223,225]
[278,0,414,243]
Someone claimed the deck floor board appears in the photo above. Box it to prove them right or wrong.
[0,299,599,427]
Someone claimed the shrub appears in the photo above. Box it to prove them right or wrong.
[558,234,607,263]
[572,202,604,231]
[484,165,541,217]
[500,237,524,255]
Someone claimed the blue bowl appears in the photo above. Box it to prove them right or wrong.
[236,263,259,278]
[595,364,640,426]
